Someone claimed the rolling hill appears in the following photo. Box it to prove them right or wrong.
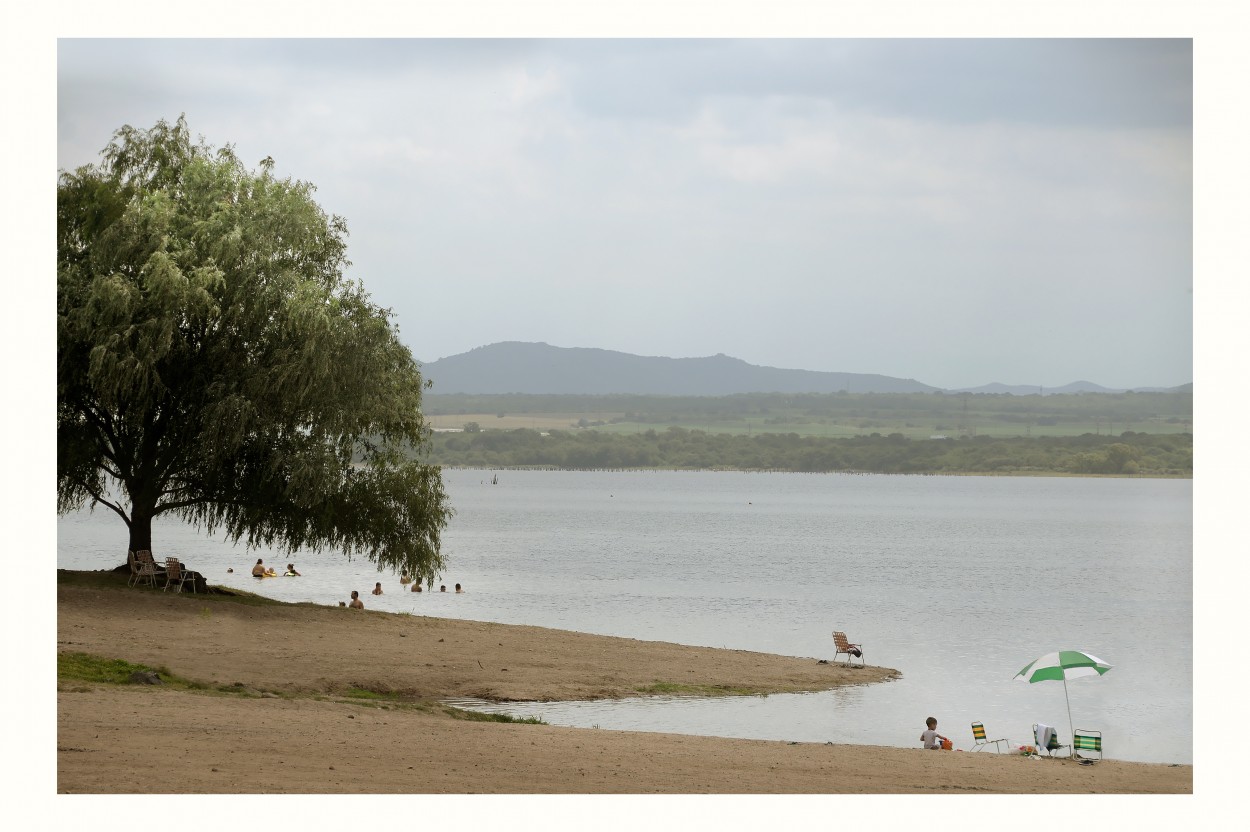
[419,342,939,395]
[417,342,1191,396]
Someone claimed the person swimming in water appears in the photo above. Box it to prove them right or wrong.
[252,558,265,577]
[349,590,364,609]
[284,563,301,576]
[372,582,384,595]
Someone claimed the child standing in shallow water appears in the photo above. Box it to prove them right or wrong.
[920,717,949,750]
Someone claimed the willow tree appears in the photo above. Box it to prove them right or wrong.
[57,117,451,583]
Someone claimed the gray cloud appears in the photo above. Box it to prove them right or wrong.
[57,38,1192,389]
[554,39,1191,129]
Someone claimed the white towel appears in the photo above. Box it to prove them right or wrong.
[1035,723,1055,750]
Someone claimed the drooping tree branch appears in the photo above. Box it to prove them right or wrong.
[72,478,131,527]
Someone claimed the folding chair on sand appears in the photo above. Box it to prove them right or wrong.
[970,721,1009,753]
[1073,729,1103,761]
[1033,723,1070,757]
[831,631,865,666]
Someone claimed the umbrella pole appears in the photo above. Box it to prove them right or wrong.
[1063,676,1075,759]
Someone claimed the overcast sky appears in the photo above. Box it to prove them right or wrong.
[16,5,1244,821]
[57,38,1192,390]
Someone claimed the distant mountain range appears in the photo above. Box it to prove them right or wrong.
[418,342,1191,396]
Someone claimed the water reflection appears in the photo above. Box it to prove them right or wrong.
[448,679,904,748]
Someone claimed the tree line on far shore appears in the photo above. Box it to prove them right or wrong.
[422,427,1191,476]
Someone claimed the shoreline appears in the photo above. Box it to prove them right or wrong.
[57,570,898,702]
[56,572,1191,794]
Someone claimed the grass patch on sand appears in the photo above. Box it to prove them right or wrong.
[337,688,544,723]
[56,569,132,590]
[57,651,291,698]
[441,705,546,724]
[634,681,758,696]
[56,653,542,725]
[58,651,193,688]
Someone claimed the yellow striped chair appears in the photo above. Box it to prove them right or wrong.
[1073,729,1103,761]
[970,721,1008,753]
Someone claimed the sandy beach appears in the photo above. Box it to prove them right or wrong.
[56,572,1191,795]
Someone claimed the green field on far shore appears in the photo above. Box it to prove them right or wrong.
[425,390,1192,441]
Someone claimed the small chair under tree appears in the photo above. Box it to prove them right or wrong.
[163,558,194,593]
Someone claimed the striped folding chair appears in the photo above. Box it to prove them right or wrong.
[1032,724,1070,757]
[831,631,865,666]
[970,721,1008,753]
[1073,729,1103,761]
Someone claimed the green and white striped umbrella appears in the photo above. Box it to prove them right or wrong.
[1014,650,1112,757]
[1014,650,1113,683]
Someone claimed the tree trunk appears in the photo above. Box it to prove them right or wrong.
[127,507,153,553]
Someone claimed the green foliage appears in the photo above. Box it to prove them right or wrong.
[57,117,451,581]
[57,651,229,694]
[57,652,171,685]
[423,428,1191,476]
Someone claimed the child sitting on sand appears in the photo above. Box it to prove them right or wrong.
[921,717,950,750]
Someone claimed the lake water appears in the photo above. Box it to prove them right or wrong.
[57,469,1192,764]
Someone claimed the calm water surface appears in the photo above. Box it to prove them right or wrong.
[58,470,1192,764]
